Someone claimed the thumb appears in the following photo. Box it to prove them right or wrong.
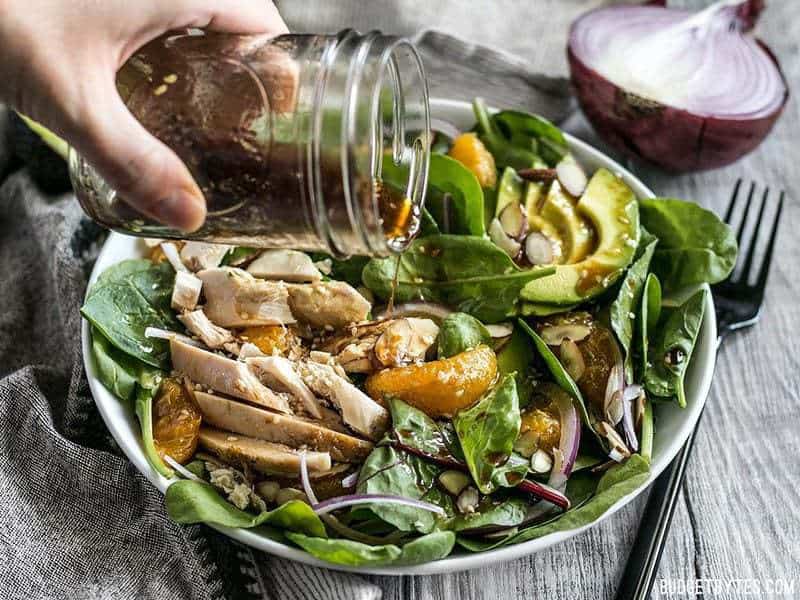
[75,82,206,232]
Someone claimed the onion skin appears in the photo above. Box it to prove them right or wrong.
[567,5,789,172]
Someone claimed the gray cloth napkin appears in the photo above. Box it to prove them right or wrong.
[0,23,578,600]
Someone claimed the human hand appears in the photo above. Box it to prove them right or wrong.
[0,0,288,230]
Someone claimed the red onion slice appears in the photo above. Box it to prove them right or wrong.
[568,1,788,171]
[621,393,639,452]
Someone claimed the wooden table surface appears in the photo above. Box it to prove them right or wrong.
[275,1,800,597]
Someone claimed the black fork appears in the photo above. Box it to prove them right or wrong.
[615,181,784,600]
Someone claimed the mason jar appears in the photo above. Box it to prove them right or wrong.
[69,29,430,258]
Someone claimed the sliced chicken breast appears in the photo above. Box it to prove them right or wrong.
[197,267,296,328]
[298,361,389,440]
[247,356,323,419]
[247,250,323,282]
[180,241,231,272]
[194,392,373,462]
[199,426,331,475]
[178,309,235,349]
[171,271,202,312]
[286,281,371,329]
[170,339,291,414]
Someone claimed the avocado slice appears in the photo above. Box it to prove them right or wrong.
[539,180,596,264]
[520,168,639,306]
[494,167,524,219]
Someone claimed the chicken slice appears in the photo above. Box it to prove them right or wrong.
[194,392,373,462]
[180,241,231,272]
[177,309,235,349]
[238,342,266,359]
[197,267,296,328]
[198,426,331,476]
[286,281,371,329]
[297,361,388,440]
[171,271,203,312]
[170,339,291,414]
[247,250,323,282]
[247,356,323,419]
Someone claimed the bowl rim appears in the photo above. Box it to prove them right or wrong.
[81,97,717,576]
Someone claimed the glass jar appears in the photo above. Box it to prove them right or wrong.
[69,29,430,258]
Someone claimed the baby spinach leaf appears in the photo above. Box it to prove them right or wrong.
[517,320,595,439]
[91,326,140,402]
[383,153,485,236]
[472,98,541,170]
[134,372,172,478]
[644,289,707,407]
[166,481,326,536]
[639,199,737,292]
[637,273,662,381]
[491,110,568,166]
[285,531,455,567]
[358,399,456,533]
[610,237,658,383]
[82,260,179,369]
[496,454,650,547]
[449,497,529,533]
[437,313,491,359]
[362,235,554,323]
[357,446,451,533]
[419,208,441,237]
[496,325,536,406]
[453,374,526,494]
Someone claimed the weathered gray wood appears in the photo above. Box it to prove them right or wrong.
[274,1,800,597]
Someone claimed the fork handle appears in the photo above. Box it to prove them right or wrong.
[614,407,705,600]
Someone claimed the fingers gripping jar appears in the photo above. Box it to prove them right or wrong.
[70,29,430,258]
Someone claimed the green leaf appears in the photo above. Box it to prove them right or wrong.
[419,208,441,237]
[644,289,707,407]
[166,481,326,536]
[497,454,650,546]
[454,375,526,494]
[639,199,737,291]
[637,273,662,382]
[491,110,568,166]
[81,260,179,369]
[358,400,455,533]
[472,98,540,170]
[362,235,554,323]
[517,320,596,442]
[134,378,172,478]
[496,325,536,406]
[285,531,455,567]
[437,313,491,359]
[91,326,140,402]
[449,497,528,532]
[610,237,657,383]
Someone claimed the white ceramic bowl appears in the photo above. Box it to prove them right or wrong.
[82,98,717,575]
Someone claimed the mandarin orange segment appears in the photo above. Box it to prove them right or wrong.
[520,407,561,454]
[365,345,497,418]
[448,133,498,189]
[241,325,294,356]
[152,378,202,464]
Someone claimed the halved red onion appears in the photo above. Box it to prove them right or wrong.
[524,232,555,266]
[499,202,529,240]
[376,301,452,323]
[555,155,587,197]
[568,1,788,171]
[489,218,522,258]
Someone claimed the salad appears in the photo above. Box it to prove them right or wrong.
[82,99,737,567]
